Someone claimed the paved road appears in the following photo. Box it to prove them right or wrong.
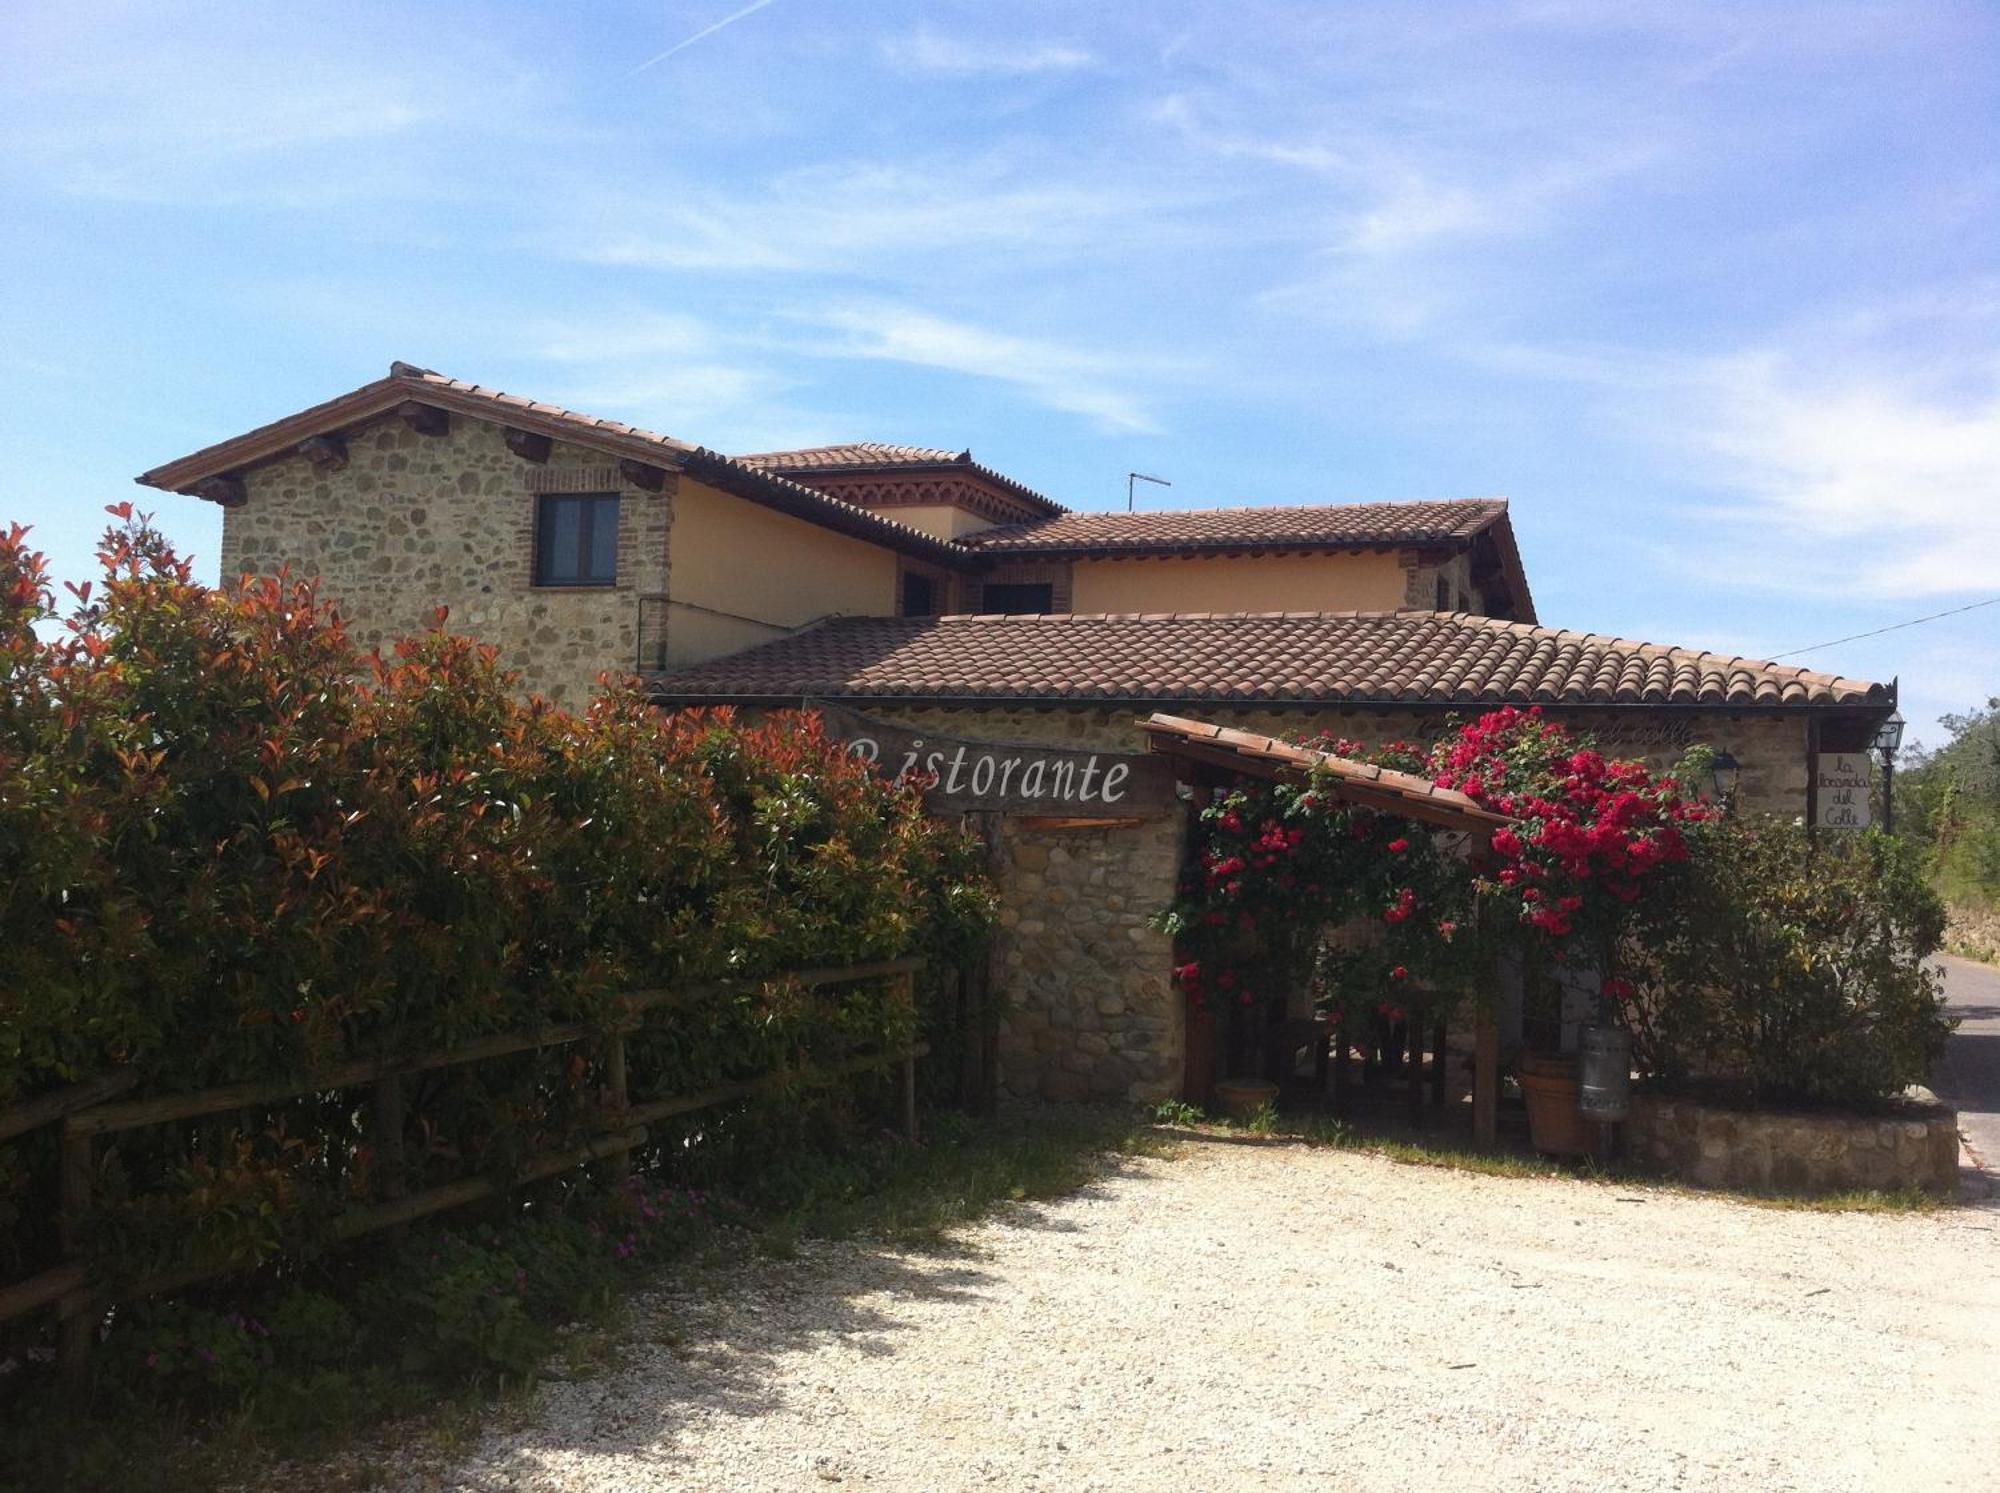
[1933,955,2000,1181]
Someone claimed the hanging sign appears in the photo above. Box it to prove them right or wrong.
[1813,753,1873,831]
[812,702,1177,817]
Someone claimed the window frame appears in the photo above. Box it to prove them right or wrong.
[533,491,622,588]
[900,570,939,618]
[980,581,1055,615]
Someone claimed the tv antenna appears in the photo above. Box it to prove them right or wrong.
[1127,471,1171,511]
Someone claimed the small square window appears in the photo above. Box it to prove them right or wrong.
[981,582,1054,615]
[901,572,938,617]
[535,493,620,586]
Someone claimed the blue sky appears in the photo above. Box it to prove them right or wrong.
[2,1,1995,742]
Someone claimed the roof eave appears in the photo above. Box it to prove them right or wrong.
[960,536,1480,563]
[641,685,1891,714]
[135,369,972,569]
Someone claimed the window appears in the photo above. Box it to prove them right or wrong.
[901,571,938,617]
[980,582,1054,615]
[535,493,620,587]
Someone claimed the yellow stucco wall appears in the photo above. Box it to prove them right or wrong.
[1070,550,1410,614]
[873,504,999,541]
[667,477,900,665]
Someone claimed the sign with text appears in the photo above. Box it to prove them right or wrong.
[1814,753,1873,831]
[813,702,1177,817]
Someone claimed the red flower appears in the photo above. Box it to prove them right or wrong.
[1389,965,1408,980]
[1386,837,1409,854]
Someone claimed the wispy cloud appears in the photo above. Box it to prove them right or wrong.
[563,160,1159,274]
[624,0,784,78]
[0,9,538,208]
[794,305,1166,433]
[880,27,1093,76]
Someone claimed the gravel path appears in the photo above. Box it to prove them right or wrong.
[368,1141,2000,1493]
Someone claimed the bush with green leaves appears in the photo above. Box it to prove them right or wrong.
[1622,817,1953,1107]
[0,508,994,1290]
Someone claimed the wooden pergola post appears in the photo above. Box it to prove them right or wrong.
[1473,1005,1500,1149]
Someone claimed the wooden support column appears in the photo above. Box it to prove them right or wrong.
[1332,1016,1351,1114]
[1473,1006,1499,1149]
[1405,1006,1426,1126]
[1431,1016,1448,1106]
[56,1124,94,1383]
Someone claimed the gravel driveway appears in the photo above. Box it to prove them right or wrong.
[369,1140,1999,1493]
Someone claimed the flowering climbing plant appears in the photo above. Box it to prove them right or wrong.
[1436,706,1713,988]
[1155,709,1713,1056]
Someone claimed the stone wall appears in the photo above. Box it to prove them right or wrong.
[1623,1090,1961,1196]
[992,814,1184,1102]
[878,707,1186,1103]
[227,413,669,709]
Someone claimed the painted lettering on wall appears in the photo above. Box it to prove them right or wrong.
[813,702,1175,817]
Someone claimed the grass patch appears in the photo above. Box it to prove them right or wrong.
[752,1105,1168,1249]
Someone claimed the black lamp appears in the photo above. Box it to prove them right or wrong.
[1872,710,1905,758]
[1873,710,1905,833]
[1709,750,1741,806]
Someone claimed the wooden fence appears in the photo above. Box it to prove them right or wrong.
[0,956,926,1380]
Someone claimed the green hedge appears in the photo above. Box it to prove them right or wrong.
[0,509,994,1289]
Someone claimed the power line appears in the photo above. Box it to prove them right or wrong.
[1767,595,2000,660]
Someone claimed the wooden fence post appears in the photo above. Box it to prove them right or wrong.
[372,1074,406,1205]
[897,970,920,1142]
[604,1033,630,1183]
[56,1123,93,1383]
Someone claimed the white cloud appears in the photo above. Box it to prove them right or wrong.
[881,28,1093,76]
[794,305,1163,433]
[1683,354,2000,599]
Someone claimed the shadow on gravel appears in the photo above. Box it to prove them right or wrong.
[455,1151,1168,1485]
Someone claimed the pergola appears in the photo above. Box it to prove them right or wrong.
[1141,713,1512,1146]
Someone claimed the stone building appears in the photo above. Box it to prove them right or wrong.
[140,362,1897,1104]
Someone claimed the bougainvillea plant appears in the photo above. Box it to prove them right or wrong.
[1435,706,1712,1003]
[1156,709,1712,1066]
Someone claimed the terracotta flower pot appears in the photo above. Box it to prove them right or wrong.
[1516,1051,1593,1156]
[1213,1078,1279,1121]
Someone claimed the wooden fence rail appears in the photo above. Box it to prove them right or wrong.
[0,956,926,1381]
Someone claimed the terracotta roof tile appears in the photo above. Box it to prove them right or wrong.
[735,442,971,470]
[646,610,1887,711]
[735,442,1069,517]
[1141,714,1511,831]
[958,499,1507,556]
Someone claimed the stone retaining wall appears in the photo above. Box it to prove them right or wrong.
[1623,1089,1960,1196]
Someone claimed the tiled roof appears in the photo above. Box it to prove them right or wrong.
[735,442,1068,518]
[736,443,971,471]
[958,499,1508,556]
[136,364,971,568]
[1141,714,1512,831]
[645,610,1888,710]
